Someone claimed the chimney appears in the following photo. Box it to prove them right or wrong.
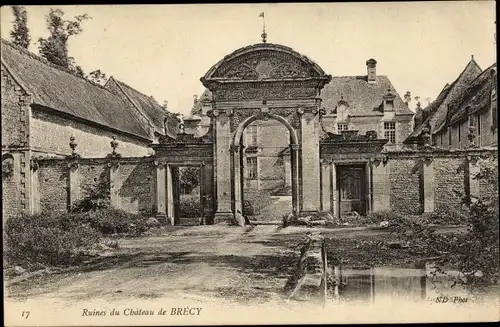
[193,94,198,105]
[366,58,377,83]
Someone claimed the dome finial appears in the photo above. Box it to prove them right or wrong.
[259,12,267,43]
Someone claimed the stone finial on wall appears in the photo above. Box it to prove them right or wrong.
[69,136,78,156]
[106,136,122,167]
[66,136,81,167]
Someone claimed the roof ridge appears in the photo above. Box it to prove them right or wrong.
[1,38,120,96]
[113,77,164,108]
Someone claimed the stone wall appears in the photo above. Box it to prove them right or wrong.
[33,157,156,216]
[31,109,152,158]
[389,158,422,214]
[38,160,68,214]
[434,156,466,212]
[320,148,498,217]
[116,161,156,214]
[386,149,498,215]
[1,64,31,149]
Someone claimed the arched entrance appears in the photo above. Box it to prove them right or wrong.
[201,42,332,224]
[231,112,300,216]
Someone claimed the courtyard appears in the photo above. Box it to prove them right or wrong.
[5,223,499,324]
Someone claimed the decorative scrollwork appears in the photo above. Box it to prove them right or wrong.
[30,157,39,171]
[213,86,317,101]
[214,53,317,80]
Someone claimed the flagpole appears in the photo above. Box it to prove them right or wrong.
[260,12,267,43]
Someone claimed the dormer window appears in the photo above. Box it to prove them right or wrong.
[336,97,350,132]
[383,88,396,112]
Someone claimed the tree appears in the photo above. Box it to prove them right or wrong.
[87,69,108,85]
[10,6,30,49]
[414,96,421,108]
[179,167,200,194]
[38,8,91,72]
[403,91,412,105]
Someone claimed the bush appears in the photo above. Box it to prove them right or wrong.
[282,210,338,227]
[87,208,149,236]
[179,195,201,218]
[4,212,100,267]
[363,210,403,225]
[243,190,274,216]
[420,206,469,225]
[71,177,111,213]
[4,208,152,268]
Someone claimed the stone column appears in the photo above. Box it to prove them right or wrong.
[421,156,435,213]
[320,159,331,212]
[290,144,300,214]
[232,145,243,214]
[213,110,234,223]
[299,108,321,212]
[67,163,80,212]
[284,155,291,188]
[467,155,480,200]
[155,162,167,224]
[166,165,176,225]
[109,164,121,209]
[365,161,372,213]
[371,158,391,212]
[29,158,41,214]
[331,161,339,219]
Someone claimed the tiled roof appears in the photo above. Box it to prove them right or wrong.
[405,58,483,142]
[105,77,179,138]
[447,63,496,126]
[191,75,412,117]
[1,38,151,140]
[320,75,413,116]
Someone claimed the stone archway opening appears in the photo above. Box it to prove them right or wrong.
[231,113,300,221]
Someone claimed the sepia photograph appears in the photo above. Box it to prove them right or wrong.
[1,2,498,325]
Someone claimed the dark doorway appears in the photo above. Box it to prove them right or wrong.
[338,165,366,217]
[173,166,203,226]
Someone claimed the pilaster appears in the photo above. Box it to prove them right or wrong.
[154,160,167,224]
[213,109,234,224]
[298,107,321,212]
[421,154,435,213]
[320,159,331,212]
[467,155,480,200]
[371,156,390,212]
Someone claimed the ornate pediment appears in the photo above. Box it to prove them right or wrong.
[202,43,331,84]
[215,55,315,80]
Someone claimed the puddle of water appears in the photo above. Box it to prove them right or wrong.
[335,264,486,304]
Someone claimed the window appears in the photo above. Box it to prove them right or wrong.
[448,127,452,147]
[246,125,258,146]
[246,157,257,179]
[384,122,396,144]
[385,100,394,111]
[458,125,461,148]
[469,115,475,127]
[337,123,348,131]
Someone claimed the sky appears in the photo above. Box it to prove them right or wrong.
[1,2,496,116]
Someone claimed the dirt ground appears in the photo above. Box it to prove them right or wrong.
[5,225,392,304]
